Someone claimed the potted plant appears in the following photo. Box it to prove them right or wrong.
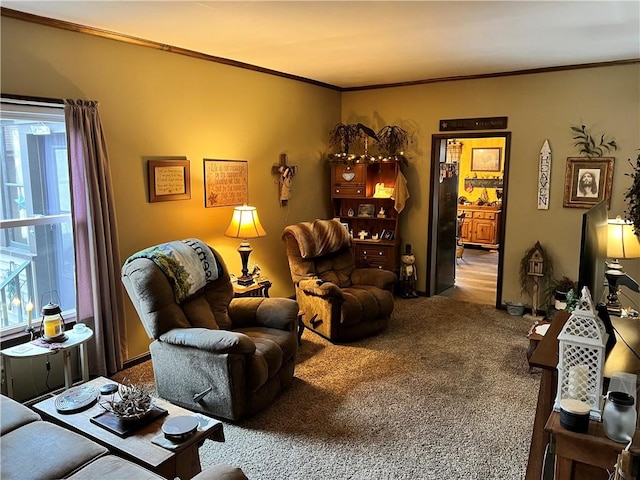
[547,276,578,311]
[571,124,618,158]
[624,150,640,235]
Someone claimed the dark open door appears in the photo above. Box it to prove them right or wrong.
[426,132,510,309]
[435,163,459,293]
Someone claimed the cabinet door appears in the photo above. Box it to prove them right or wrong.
[472,220,496,245]
[460,218,472,242]
[332,164,365,186]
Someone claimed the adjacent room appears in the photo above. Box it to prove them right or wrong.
[1,2,639,480]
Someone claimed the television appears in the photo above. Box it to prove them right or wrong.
[578,200,608,305]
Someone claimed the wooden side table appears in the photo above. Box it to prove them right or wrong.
[526,319,550,372]
[526,312,640,480]
[232,279,271,298]
[545,411,640,479]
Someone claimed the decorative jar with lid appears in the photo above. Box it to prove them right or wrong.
[602,391,637,443]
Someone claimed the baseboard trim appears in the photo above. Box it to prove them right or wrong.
[123,352,151,369]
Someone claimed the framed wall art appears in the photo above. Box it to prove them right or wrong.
[357,203,375,217]
[203,159,248,208]
[147,157,191,203]
[381,229,395,240]
[562,157,614,209]
[471,148,502,172]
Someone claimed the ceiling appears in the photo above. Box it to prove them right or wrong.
[3,1,639,89]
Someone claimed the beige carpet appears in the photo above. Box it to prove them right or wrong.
[113,296,540,479]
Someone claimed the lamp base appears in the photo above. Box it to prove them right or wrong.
[236,275,255,287]
[236,240,254,286]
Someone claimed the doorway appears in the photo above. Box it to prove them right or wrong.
[425,132,511,308]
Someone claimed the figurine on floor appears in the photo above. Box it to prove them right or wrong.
[400,244,419,298]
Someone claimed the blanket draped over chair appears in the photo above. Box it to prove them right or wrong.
[124,238,220,303]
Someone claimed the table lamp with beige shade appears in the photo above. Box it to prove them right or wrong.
[604,216,640,316]
[224,205,266,286]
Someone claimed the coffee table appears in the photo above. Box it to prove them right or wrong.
[32,377,224,480]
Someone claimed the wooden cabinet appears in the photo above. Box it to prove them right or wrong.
[457,206,501,248]
[331,161,402,272]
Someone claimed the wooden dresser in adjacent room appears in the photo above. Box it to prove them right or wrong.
[457,204,501,249]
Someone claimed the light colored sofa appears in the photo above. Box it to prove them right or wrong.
[0,394,247,480]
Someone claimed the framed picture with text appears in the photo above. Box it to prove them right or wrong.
[203,159,248,208]
[147,158,191,203]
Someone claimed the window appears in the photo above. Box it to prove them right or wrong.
[0,100,76,335]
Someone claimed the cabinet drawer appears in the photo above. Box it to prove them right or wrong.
[332,186,365,197]
[356,245,388,259]
[473,211,496,220]
[364,261,389,270]
[332,164,365,186]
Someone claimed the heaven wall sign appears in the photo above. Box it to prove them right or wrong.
[537,140,551,209]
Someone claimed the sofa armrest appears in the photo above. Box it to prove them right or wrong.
[1,395,41,435]
[229,297,299,331]
[297,278,345,300]
[159,328,256,354]
[351,268,397,290]
[192,464,248,480]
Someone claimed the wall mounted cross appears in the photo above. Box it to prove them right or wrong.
[271,153,298,206]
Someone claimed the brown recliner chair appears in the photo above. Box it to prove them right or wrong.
[282,219,396,342]
[121,238,298,421]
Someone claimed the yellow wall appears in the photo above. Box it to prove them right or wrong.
[2,16,639,363]
[1,16,339,359]
[457,137,505,205]
[341,65,640,306]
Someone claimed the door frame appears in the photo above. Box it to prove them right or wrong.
[425,131,512,309]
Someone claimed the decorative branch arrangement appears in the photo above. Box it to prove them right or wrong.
[100,381,153,419]
[328,123,411,165]
[377,125,410,156]
[571,124,618,158]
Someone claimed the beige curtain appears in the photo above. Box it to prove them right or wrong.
[64,99,126,376]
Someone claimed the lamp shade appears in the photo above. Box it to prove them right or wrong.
[224,205,267,239]
[607,216,640,259]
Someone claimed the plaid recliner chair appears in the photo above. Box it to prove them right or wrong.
[282,219,396,342]
[121,238,298,421]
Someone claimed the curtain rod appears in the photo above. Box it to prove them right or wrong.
[1,93,64,106]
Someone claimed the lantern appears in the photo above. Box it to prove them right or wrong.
[41,303,66,342]
[554,286,608,420]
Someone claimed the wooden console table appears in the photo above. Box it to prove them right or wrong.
[545,411,639,480]
[525,311,640,480]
